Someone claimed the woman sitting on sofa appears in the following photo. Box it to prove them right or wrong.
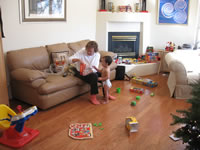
[69,41,101,105]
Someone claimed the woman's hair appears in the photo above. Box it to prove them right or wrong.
[103,56,112,66]
[86,41,99,52]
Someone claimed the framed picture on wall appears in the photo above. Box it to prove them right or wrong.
[158,0,189,24]
[20,0,66,22]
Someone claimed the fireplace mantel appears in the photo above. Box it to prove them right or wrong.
[96,12,151,55]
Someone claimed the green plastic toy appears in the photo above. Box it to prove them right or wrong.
[131,101,136,106]
[150,93,155,97]
[93,123,97,126]
[136,96,141,100]
[116,88,121,93]
[98,122,102,126]
[93,122,103,127]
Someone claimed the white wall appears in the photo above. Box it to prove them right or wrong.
[0,0,98,52]
[99,0,199,49]
[148,0,199,49]
[1,0,198,51]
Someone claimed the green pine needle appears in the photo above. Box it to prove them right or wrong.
[171,80,200,149]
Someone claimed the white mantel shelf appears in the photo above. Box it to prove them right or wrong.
[96,12,151,55]
[97,12,151,22]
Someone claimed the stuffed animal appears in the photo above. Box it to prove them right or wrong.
[43,64,76,77]
[63,64,76,77]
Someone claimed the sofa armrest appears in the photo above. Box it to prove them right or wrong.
[11,68,47,82]
[99,50,117,59]
[165,53,188,85]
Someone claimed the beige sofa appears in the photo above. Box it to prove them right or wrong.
[7,40,117,110]
[165,50,200,99]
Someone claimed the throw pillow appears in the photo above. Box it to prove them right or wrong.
[68,40,90,53]
[46,43,74,63]
[52,51,69,73]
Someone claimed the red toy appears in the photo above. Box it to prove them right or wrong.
[0,105,39,148]
[129,87,144,94]
[69,123,93,140]
[80,63,86,75]
[165,42,175,52]
[145,52,159,63]
[146,46,154,52]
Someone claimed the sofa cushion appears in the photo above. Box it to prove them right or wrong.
[7,47,50,71]
[99,62,117,71]
[68,40,90,53]
[31,79,47,88]
[11,68,47,82]
[46,43,74,59]
[38,75,82,95]
[99,50,117,59]
[187,72,200,84]
[166,50,200,72]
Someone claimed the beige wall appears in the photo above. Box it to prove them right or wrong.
[0,0,98,52]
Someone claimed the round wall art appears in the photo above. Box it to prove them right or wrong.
[158,0,189,24]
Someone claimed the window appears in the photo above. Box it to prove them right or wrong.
[194,1,200,49]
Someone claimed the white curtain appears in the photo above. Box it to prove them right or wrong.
[195,1,200,48]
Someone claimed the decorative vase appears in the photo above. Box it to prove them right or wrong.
[108,2,113,12]
[142,0,146,11]
[100,0,106,10]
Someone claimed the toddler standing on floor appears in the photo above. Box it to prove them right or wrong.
[93,56,116,104]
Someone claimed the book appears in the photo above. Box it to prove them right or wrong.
[169,134,181,141]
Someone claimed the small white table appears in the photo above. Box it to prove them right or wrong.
[156,50,172,74]
[117,62,159,77]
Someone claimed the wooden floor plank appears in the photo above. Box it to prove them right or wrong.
[0,74,189,150]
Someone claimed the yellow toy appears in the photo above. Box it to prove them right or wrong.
[0,105,16,130]
[131,74,158,88]
[0,104,39,148]
[125,117,139,133]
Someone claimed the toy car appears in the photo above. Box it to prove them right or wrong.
[131,75,158,88]
[143,79,158,87]
[129,87,144,94]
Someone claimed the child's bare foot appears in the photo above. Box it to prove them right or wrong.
[99,97,109,104]
[109,95,116,100]
[101,100,109,104]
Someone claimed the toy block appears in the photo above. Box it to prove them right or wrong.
[129,87,144,94]
[125,117,139,133]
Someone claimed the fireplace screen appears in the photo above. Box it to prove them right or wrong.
[108,32,140,58]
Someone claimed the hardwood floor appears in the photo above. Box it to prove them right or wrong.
[0,74,190,150]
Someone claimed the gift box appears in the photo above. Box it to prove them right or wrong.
[145,52,159,63]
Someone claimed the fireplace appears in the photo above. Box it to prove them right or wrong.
[108,32,140,58]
